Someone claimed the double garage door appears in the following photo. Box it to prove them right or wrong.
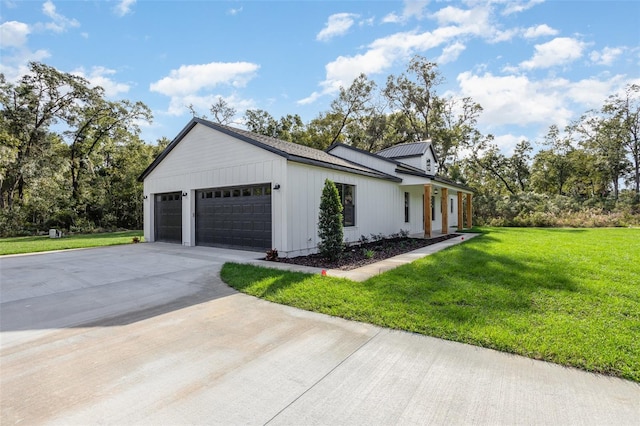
[196,184,272,251]
[155,184,272,251]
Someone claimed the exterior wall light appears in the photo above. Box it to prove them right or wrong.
[273,184,281,190]
[182,192,188,197]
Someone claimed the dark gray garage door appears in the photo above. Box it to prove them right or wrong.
[196,184,272,251]
[154,192,182,243]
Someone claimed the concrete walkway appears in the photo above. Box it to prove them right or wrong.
[1,243,638,425]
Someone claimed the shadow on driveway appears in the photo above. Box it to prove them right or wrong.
[0,243,260,333]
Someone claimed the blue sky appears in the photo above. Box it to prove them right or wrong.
[1,0,639,153]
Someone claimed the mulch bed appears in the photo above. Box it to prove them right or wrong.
[270,234,460,271]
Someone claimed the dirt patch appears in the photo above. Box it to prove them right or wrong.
[270,234,460,271]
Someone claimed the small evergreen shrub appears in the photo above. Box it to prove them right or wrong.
[318,179,344,260]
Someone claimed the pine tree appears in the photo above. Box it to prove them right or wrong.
[318,179,344,260]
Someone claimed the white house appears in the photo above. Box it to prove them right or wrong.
[139,118,473,256]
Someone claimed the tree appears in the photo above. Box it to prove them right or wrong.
[63,96,152,207]
[430,96,483,174]
[384,56,442,141]
[244,109,306,142]
[472,142,519,195]
[209,97,236,125]
[531,126,575,196]
[602,84,639,195]
[0,63,93,210]
[510,140,533,193]
[327,73,376,146]
[383,56,483,176]
[572,112,630,199]
[317,179,344,260]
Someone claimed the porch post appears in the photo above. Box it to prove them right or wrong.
[457,192,464,231]
[424,184,432,238]
[441,188,448,235]
[466,193,473,229]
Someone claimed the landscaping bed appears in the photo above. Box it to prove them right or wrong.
[272,234,459,270]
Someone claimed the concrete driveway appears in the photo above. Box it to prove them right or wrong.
[1,244,638,425]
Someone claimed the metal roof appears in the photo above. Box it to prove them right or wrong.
[138,118,400,182]
[376,142,431,159]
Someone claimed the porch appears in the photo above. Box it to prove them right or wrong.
[402,183,473,238]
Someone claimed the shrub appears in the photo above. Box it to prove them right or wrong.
[318,179,344,261]
[265,248,278,261]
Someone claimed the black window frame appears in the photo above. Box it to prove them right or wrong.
[336,182,356,227]
[404,192,410,223]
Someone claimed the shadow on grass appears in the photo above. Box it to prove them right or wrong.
[221,264,315,298]
[224,232,579,329]
[370,234,577,315]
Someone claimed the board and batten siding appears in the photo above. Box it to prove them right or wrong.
[284,162,405,257]
[142,123,286,247]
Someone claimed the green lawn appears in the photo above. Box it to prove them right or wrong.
[221,227,640,382]
[0,230,143,255]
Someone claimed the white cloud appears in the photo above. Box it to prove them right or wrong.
[150,62,260,97]
[493,133,530,154]
[0,21,51,82]
[71,66,130,97]
[300,3,500,104]
[436,41,466,64]
[564,75,628,109]
[499,0,544,16]
[455,71,637,143]
[456,71,575,129]
[316,13,358,42]
[589,46,624,66]
[150,62,260,116]
[383,0,429,24]
[114,0,136,17]
[228,6,243,16]
[518,37,586,70]
[41,0,80,32]
[298,32,421,104]
[0,21,30,48]
[0,48,50,82]
[523,24,558,39]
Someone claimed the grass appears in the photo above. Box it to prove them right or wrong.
[221,227,640,382]
[0,230,144,255]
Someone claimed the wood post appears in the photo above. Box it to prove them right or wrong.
[424,184,432,238]
[441,188,448,235]
[457,192,464,231]
[466,193,473,229]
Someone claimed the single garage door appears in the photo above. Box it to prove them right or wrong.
[196,184,272,251]
[155,192,182,243]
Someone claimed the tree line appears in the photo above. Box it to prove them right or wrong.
[1,62,162,235]
[1,59,638,236]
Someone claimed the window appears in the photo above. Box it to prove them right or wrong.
[426,159,432,173]
[451,198,454,214]
[431,196,435,219]
[404,192,410,223]
[336,183,356,227]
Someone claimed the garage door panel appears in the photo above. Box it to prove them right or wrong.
[196,184,272,251]
[155,192,182,243]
